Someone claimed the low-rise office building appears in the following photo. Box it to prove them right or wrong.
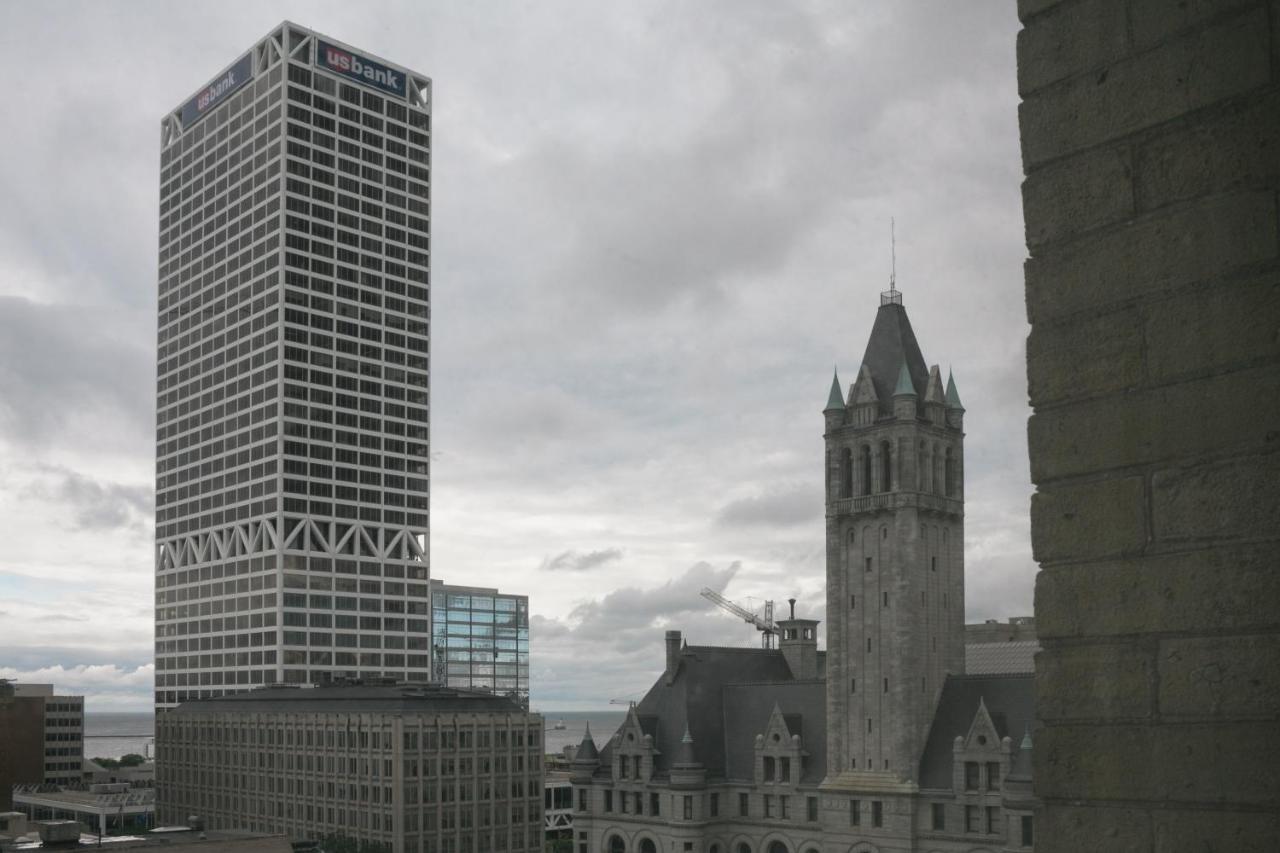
[0,682,85,799]
[429,581,529,708]
[155,683,544,853]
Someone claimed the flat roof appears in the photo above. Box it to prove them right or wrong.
[167,683,532,716]
[168,20,431,118]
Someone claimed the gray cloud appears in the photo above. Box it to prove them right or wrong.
[715,484,821,529]
[0,296,152,452]
[25,466,152,533]
[540,548,624,572]
[561,561,738,643]
[0,2,1035,708]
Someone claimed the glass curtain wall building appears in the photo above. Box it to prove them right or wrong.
[430,582,529,708]
[155,22,432,708]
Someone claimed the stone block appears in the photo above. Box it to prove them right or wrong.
[1159,634,1280,719]
[1035,804,1151,853]
[1016,0,1130,95]
[1152,808,1280,853]
[1135,88,1280,209]
[1019,7,1270,167]
[1034,544,1280,640]
[1024,190,1277,323]
[1025,305,1142,403]
[1142,276,1280,384]
[1022,144,1135,249]
[1128,0,1263,50]
[1030,476,1146,563]
[1037,642,1154,721]
[1036,722,1280,806]
[1028,365,1280,482]
[1152,453,1280,542]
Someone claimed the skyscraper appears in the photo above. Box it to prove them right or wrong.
[154,23,432,709]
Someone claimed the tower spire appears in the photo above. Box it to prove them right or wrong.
[881,217,902,306]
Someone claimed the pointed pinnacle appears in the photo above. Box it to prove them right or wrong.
[825,368,844,411]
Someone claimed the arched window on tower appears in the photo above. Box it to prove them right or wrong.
[944,447,954,497]
[840,448,853,499]
[880,441,893,492]
[919,441,930,492]
[860,446,872,496]
[934,443,945,496]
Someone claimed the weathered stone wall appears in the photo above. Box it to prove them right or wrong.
[1017,0,1280,850]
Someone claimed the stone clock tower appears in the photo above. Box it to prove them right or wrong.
[822,286,967,785]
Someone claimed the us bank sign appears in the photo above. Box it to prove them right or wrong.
[180,52,253,127]
[315,40,405,98]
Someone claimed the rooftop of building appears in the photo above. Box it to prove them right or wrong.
[579,629,1036,787]
[964,640,1040,676]
[165,682,533,716]
[918,673,1035,790]
[9,827,289,853]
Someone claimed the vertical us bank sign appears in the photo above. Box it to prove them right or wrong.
[180,53,253,127]
[315,40,406,98]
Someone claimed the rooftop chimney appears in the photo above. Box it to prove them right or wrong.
[665,630,682,685]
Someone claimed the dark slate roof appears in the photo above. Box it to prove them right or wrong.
[964,641,1040,675]
[722,680,826,783]
[918,674,1035,789]
[858,302,930,413]
[169,684,529,715]
[606,646,798,779]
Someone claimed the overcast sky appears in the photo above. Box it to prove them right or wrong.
[0,1,1031,712]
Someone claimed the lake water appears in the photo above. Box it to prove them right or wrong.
[84,712,155,761]
[85,709,623,759]
[539,710,626,757]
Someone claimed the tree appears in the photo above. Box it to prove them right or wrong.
[118,754,147,767]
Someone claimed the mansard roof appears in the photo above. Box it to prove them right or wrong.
[598,644,816,781]
[858,302,930,411]
[918,673,1035,789]
[723,680,826,783]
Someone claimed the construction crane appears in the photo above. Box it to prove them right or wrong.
[700,588,778,648]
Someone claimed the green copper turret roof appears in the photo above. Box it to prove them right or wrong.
[825,369,844,411]
[893,361,917,396]
[946,370,964,409]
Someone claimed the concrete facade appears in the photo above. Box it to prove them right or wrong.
[1017,0,1280,849]
[155,684,544,853]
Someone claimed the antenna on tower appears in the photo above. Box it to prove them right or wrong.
[881,217,902,306]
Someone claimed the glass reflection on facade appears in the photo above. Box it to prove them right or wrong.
[430,580,529,708]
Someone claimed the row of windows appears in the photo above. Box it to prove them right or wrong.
[836,441,957,498]
[930,802,1011,836]
[158,269,278,371]
[162,64,284,167]
[160,131,282,261]
[286,60,430,134]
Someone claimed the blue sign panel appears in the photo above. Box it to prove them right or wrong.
[180,53,253,127]
[315,39,406,98]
